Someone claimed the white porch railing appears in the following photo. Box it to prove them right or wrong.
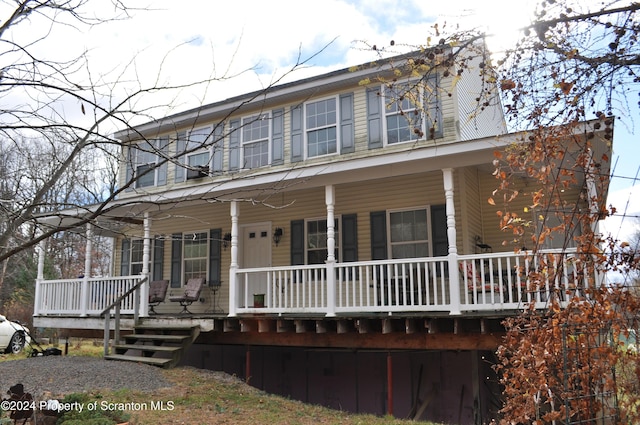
[33,249,604,318]
[35,276,146,317]
[234,248,605,315]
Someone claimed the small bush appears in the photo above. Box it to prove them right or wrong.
[56,393,130,425]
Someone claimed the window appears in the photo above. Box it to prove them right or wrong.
[388,208,429,259]
[532,208,580,249]
[381,79,440,145]
[129,239,152,275]
[242,114,270,168]
[306,218,339,264]
[130,138,167,188]
[306,98,337,157]
[183,232,208,282]
[186,127,211,168]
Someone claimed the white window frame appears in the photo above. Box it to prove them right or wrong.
[186,126,212,169]
[382,82,424,146]
[305,216,341,264]
[241,113,271,169]
[304,95,340,158]
[532,207,580,250]
[132,141,160,188]
[129,238,151,275]
[387,207,432,259]
[182,231,209,285]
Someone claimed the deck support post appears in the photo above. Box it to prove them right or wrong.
[387,351,394,416]
[229,201,239,317]
[139,212,151,318]
[443,168,461,315]
[80,223,93,317]
[325,185,336,317]
[245,345,251,384]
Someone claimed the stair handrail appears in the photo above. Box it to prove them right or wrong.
[100,276,148,356]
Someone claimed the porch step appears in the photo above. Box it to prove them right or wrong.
[103,354,174,367]
[105,325,200,369]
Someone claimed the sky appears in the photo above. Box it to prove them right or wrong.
[11,0,640,242]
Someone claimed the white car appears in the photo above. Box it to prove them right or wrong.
[0,315,30,354]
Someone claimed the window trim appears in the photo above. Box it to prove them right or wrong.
[305,216,341,264]
[131,141,160,188]
[240,112,271,169]
[386,206,433,259]
[182,231,209,285]
[304,95,340,159]
[186,126,213,169]
[380,78,440,146]
[126,238,152,275]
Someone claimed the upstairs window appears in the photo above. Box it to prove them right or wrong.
[187,127,212,168]
[306,97,337,157]
[366,77,440,147]
[242,114,270,169]
[129,137,168,188]
[385,84,422,144]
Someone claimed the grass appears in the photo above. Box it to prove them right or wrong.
[0,337,104,362]
[1,340,442,425]
[96,367,437,425]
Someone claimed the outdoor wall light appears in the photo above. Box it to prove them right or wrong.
[223,232,232,250]
[273,227,284,246]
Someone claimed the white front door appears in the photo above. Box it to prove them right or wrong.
[240,223,272,306]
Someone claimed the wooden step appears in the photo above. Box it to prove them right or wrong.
[134,324,199,331]
[104,354,174,367]
[113,344,182,353]
[124,334,190,344]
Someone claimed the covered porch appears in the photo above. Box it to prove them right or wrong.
[32,157,606,328]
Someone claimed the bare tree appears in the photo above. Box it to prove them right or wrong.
[0,0,324,272]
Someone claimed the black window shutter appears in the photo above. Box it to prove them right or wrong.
[152,236,165,281]
[367,87,383,149]
[170,233,183,288]
[370,211,387,260]
[290,219,305,265]
[341,213,358,262]
[272,108,284,165]
[209,228,222,286]
[290,105,304,162]
[120,238,131,276]
[340,93,355,153]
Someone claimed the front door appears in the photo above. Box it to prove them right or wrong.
[240,223,272,306]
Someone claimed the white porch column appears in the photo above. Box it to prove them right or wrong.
[139,212,151,317]
[80,222,93,317]
[443,168,461,315]
[33,230,45,316]
[229,201,239,317]
[325,185,336,317]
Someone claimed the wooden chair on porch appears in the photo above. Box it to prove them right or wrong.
[169,277,205,314]
[148,280,169,314]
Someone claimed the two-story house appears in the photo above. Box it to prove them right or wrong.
[32,44,612,424]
